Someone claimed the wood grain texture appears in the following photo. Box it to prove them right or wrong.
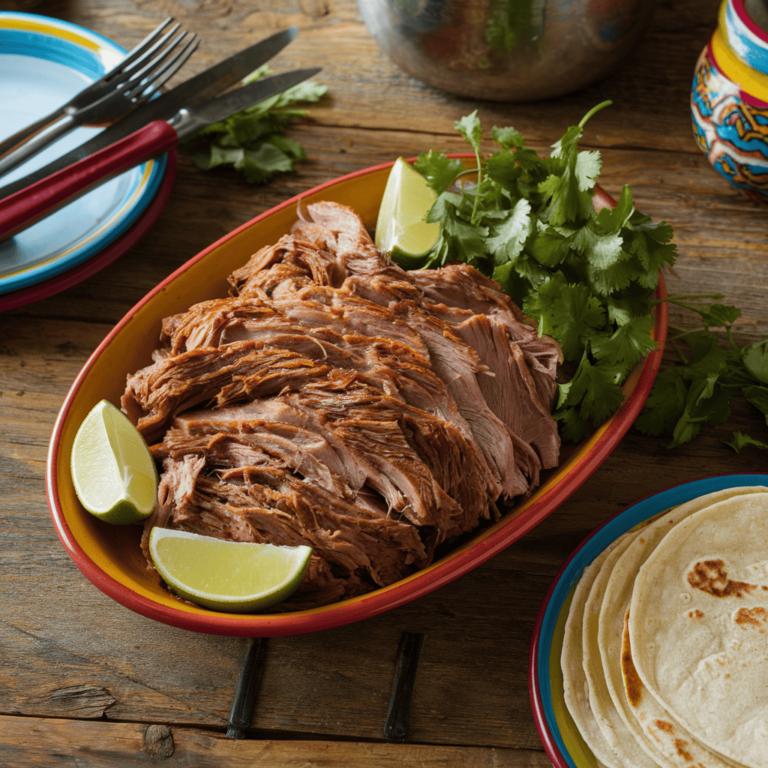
[1,0,767,764]
[0,716,553,767]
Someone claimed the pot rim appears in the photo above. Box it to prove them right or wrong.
[724,0,768,75]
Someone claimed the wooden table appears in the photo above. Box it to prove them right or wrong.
[2,0,767,764]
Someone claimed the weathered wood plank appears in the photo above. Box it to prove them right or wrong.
[0,716,552,767]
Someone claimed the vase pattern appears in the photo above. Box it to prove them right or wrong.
[691,1,768,201]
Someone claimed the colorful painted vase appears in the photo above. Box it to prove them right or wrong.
[691,0,768,201]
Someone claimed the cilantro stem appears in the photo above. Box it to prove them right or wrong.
[578,100,613,128]
[470,145,484,226]
[663,297,724,312]
[656,293,724,303]
[724,371,757,387]
[671,338,690,364]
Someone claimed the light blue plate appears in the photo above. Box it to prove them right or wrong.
[0,12,167,295]
[530,473,768,768]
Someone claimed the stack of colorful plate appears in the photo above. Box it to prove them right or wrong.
[0,12,175,311]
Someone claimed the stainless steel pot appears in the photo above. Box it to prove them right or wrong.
[357,0,656,101]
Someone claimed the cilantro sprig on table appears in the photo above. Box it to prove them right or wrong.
[182,65,327,184]
[413,103,676,442]
[634,298,768,450]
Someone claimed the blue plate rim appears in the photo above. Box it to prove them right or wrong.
[530,472,768,768]
[0,10,135,57]
[0,11,167,295]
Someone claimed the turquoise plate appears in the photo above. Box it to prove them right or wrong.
[529,473,768,768]
[0,12,168,296]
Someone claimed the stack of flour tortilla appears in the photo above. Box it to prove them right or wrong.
[561,486,768,768]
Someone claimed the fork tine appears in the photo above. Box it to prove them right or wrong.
[107,22,183,90]
[0,16,199,176]
[121,30,197,100]
[128,35,200,105]
[104,18,176,81]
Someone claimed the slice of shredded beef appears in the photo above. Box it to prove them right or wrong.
[125,201,561,610]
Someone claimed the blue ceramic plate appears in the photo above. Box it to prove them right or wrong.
[529,473,768,768]
[0,12,167,295]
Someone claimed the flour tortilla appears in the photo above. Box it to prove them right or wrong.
[629,492,768,768]
[599,488,767,768]
[580,529,658,768]
[620,614,740,768]
[561,534,628,768]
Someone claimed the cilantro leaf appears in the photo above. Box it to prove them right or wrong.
[523,274,605,360]
[426,191,488,268]
[486,199,532,264]
[722,432,768,452]
[744,385,768,421]
[455,111,483,153]
[415,151,464,194]
[558,356,626,425]
[594,185,635,233]
[491,125,524,149]
[182,66,326,184]
[591,314,656,369]
[555,404,592,443]
[538,147,601,227]
[698,303,741,328]
[528,225,573,269]
[744,340,768,383]
[624,218,677,288]
[571,222,626,271]
[634,369,688,436]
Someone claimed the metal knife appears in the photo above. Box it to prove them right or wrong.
[0,25,299,200]
[0,67,321,241]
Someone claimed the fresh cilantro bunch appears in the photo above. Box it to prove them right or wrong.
[635,297,768,450]
[413,103,677,442]
[182,65,327,184]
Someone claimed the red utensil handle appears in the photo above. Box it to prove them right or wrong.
[0,120,178,242]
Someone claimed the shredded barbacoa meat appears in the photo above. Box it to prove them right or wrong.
[124,201,562,610]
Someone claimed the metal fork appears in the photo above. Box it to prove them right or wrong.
[0,18,199,178]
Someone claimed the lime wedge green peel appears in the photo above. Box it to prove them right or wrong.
[70,399,158,525]
[375,157,440,267]
[149,528,312,612]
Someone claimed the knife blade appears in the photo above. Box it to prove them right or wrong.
[0,67,321,241]
[0,25,299,199]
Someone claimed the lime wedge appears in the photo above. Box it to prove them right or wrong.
[148,528,312,612]
[70,399,158,525]
[375,157,440,267]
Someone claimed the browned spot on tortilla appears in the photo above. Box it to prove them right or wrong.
[687,609,704,618]
[687,560,756,598]
[621,610,642,707]
[655,720,674,733]
[675,739,693,761]
[735,607,768,627]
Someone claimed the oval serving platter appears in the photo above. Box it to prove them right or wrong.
[47,159,668,637]
[0,12,172,299]
[528,472,768,768]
